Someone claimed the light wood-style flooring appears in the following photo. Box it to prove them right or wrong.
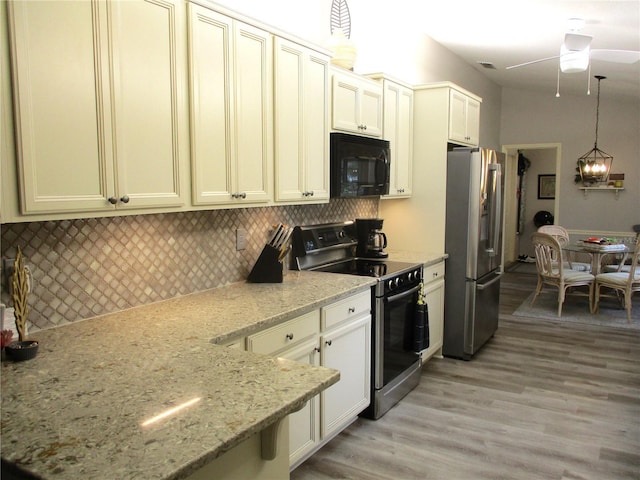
[291,271,640,480]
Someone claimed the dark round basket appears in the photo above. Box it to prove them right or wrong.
[5,340,39,361]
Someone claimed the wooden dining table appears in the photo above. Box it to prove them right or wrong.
[563,243,630,275]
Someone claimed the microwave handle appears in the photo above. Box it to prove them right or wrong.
[376,154,390,185]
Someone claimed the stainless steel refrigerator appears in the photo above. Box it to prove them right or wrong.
[443,147,504,360]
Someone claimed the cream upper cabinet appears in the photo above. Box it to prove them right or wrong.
[448,88,481,146]
[379,82,481,254]
[188,4,272,206]
[369,75,414,198]
[331,68,383,137]
[274,37,330,203]
[7,0,188,215]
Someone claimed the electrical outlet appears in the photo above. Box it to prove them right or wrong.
[1,306,18,338]
[2,258,15,294]
[236,228,247,251]
[2,257,32,294]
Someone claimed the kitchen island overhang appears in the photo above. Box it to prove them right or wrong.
[1,271,373,480]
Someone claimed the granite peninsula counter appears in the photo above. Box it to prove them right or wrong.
[1,271,375,480]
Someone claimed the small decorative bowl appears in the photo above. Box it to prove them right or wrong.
[5,340,39,361]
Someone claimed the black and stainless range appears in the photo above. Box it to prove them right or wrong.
[291,221,426,419]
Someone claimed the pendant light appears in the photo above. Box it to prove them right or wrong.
[578,75,613,186]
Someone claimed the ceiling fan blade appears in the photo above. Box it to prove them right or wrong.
[564,32,592,51]
[506,55,560,70]
[590,49,640,63]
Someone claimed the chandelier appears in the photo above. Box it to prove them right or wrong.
[578,75,613,186]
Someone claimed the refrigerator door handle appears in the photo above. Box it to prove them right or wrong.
[486,163,502,257]
[477,272,502,290]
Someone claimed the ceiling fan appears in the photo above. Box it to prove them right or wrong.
[506,31,640,73]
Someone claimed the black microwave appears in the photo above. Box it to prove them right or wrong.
[330,133,390,198]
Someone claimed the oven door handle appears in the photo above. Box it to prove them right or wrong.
[385,284,420,303]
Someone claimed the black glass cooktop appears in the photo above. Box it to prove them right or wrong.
[314,259,419,278]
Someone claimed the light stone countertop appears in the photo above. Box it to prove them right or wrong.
[1,271,375,480]
[386,250,448,267]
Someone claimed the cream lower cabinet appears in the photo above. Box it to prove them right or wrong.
[420,261,445,363]
[274,37,330,203]
[331,68,383,137]
[188,4,272,206]
[246,290,371,469]
[320,313,371,439]
[7,0,188,215]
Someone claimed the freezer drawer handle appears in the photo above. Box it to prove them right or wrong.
[477,273,502,291]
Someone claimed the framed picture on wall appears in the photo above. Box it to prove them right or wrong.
[538,174,556,199]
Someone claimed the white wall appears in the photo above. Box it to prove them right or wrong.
[501,87,639,236]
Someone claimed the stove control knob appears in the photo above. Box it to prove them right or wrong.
[408,272,415,282]
[387,279,395,290]
[396,277,404,288]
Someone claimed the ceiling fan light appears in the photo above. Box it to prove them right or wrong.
[560,44,590,73]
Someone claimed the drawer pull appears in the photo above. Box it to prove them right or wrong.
[286,333,294,341]
[348,307,355,313]
[325,340,332,346]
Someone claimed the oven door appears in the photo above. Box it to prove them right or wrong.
[374,284,421,389]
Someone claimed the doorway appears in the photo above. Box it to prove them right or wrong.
[501,143,561,269]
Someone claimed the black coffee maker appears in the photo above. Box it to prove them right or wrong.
[355,218,388,258]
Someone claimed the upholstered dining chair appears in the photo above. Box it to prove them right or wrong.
[593,238,640,323]
[537,225,591,272]
[531,232,595,317]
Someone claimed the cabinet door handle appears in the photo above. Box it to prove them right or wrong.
[286,333,294,341]
[108,197,118,205]
[314,347,321,353]
[325,339,332,346]
[120,195,130,204]
[348,307,355,313]
[239,192,247,199]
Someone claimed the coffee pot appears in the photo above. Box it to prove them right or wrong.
[355,218,388,258]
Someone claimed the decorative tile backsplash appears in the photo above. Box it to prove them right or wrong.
[0,199,378,331]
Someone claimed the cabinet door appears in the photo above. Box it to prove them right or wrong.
[448,89,468,145]
[331,74,360,133]
[109,0,187,209]
[8,1,115,213]
[465,96,481,146]
[233,22,272,203]
[302,52,330,200]
[358,85,383,137]
[274,38,304,201]
[321,314,371,439]
[279,339,321,468]
[187,5,234,204]
[421,278,445,363]
[382,81,413,197]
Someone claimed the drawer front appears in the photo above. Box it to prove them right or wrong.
[247,310,320,356]
[322,290,371,331]
[423,262,445,284]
